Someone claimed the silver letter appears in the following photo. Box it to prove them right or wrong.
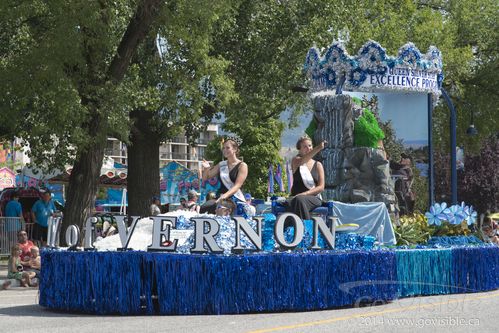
[65,225,80,247]
[274,213,304,249]
[148,216,178,251]
[47,216,62,248]
[115,215,141,250]
[84,217,98,249]
[310,216,336,249]
[190,217,223,254]
[232,216,262,252]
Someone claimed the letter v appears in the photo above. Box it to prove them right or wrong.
[115,215,141,250]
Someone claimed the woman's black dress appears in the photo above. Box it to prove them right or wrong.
[288,161,322,220]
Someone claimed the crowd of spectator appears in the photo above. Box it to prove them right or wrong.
[2,230,41,289]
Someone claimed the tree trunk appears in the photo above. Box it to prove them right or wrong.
[62,141,105,238]
[128,109,161,217]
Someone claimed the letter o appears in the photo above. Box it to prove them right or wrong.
[65,225,80,247]
[274,213,304,248]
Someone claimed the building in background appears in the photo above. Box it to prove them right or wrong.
[0,138,29,169]
[105,124,218,171]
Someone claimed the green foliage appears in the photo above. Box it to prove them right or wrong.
[0,0,135,170]
[428,0,499,153]
[412,168,429,213]
[393,213,431,246]
[304,118,317,145]
[0,0,237,170]
[1,0,497,208]
[211,0,499,197]
[124,0,238,145]
[429,221,472,237]
[394,212,473,246]
[209,0,317,194]
[359,95,404,160]
[298,0,498,159]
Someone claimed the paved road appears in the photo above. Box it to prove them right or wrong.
[1,288,497,333]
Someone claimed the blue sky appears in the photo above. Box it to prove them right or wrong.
[280,92,429,153]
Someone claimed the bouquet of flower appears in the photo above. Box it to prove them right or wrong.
[425,202,477,236]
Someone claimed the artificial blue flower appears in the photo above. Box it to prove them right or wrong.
[447,204,466,225]
[465,206,477,226]
[425,205,441,225]
[425,202,451,226]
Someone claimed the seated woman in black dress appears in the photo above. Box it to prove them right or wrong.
[288,136,326,220]
[201,135,250,216]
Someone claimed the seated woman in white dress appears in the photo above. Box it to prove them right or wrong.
[288,136,326,220]
[201,135,252,216]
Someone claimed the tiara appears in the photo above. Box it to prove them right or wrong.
[224,134,243,146]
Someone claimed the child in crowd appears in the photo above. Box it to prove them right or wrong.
[481,214,499,245]
[185,190,200,213]
[28,246,41,275]
[8,244,37,287]
[215,199,236,217]
[200,191,217,214]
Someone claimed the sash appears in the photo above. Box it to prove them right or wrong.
[219,161,246,202]
[299,163,322,200]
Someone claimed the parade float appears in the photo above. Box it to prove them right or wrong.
[39,41,499,315]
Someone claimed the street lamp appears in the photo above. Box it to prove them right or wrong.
[466,124,478,136]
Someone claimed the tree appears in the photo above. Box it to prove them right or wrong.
[434,135,499,213]
[0,0,164,237]
[125,0,236,216]
[426,0,499,153]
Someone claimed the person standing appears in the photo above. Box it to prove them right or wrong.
[31,190,56,244]
[244,193,256,216]
[5,192,24,232]
[177,197,187,211]
[185,190,200,213]
[150,196,161,216]
[390,153,415,214]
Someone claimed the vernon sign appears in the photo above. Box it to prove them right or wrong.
[46,213,338,253]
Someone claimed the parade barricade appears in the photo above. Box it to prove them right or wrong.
[0,217,34,256]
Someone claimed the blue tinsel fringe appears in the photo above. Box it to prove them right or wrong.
[396,248,454,297]
[427,236,484,247]
[40,250,397,315]
[39,245,499,315]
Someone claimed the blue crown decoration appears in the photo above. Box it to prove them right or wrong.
[304,40,444,95]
